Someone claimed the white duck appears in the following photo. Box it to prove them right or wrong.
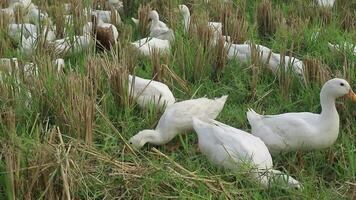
[20,35,37,56]
[0,8,15,23]
[53,34,92,54]
[328,42,356,56]
[148,10,175,41]
[226,43,303,75]
[247,78,356,154]
[129,95,228,149]
[53,58,65,73]
[192,118,301,188]
[316,0,335,7]
[178,4,222,39]
[91,9,121,25]
[27,3,49,24]
[131,37,170,56]
[9,0,32,10]
[8,23,37,40]
[106,0,123,12]
[128,75,175,110]
[0,58,19,72]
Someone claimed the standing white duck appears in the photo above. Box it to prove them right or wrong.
[178,4,223,40]
[247,78,356,154]
[148,10,175,42]
[129,95,228,149]
[131,37,170,56]
[192,118,301,188]
[128,75,175,110]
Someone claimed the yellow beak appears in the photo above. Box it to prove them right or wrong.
[345,89,356,102]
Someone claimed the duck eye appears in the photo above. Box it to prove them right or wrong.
[340,83,345,86]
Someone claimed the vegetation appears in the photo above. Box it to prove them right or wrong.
[0,0,355,199]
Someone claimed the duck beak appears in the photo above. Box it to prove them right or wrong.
[345,89,356,102]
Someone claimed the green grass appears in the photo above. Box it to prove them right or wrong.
[0,0,355,199]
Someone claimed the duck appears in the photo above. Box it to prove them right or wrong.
[20,35,37,56]
[328,42,356,56]
[0,58,19,72]
[247,78,356,154]
[0,8,16,23]
[316,0,335,7]
[192,118,301,188]
[8,23,38,40]
[92,16,118,49]
[148,10,175,41]
[27,3,49,25]
[129,95,228,149]
[131,37,170,56]
[9,0,32,8]
[128,75,175,110]
[53,58,65,73]
[178,4,223,39]
[226,43,304,75]
[105,0,123,12]
[52,34,92,55]
[91,9,121,25]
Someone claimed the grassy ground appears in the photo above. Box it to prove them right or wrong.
[0,0,355,199]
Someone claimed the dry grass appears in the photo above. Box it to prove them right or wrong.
[303,57,332,86]
[137,4,151,37]
[256,0,276,38]
[221,4,248,44]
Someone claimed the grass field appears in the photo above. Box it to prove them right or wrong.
[0,0,355,199]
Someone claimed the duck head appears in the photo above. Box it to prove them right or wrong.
[178,4,190,16]
[322,78,356,101]
[148,10,159,22]
[128,129,158,149]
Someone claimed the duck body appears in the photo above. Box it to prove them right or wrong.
[53,34,92,54]
[247,78,356,154]
[226,43,303,75]
[128,75,175,110]
[129,95,228,148]
[192,118,301,188]
[131,37,170,56]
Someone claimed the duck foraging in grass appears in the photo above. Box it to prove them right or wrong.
[129,95,228,149]
[192,118,301,189]
[247,78,356,154]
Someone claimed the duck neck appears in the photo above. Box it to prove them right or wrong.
[320,89,338,119]
[141,129,165,145]
[182,12,190,32]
